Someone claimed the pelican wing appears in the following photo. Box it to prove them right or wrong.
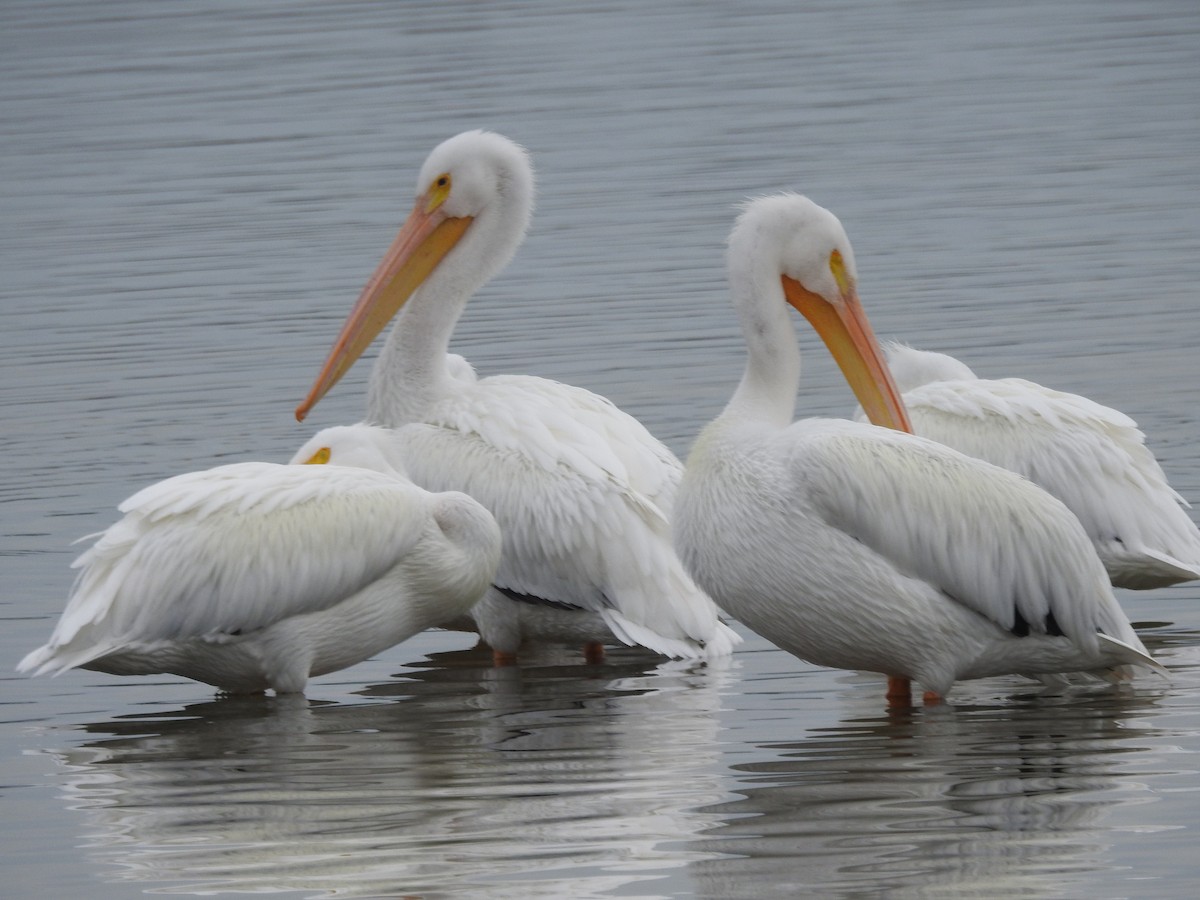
[793,420,1125,651]
[439,373,683,504]
[888,376,1200,584]
[394,374,731,656]
[23,462,432,672]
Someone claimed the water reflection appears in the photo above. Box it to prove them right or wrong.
[42,648,732,898]
[28,622,1200,898]
[690,682,1173,899]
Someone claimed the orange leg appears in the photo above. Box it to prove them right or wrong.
[583,641,606,664]
[492,649,518,666]
[922,690,944,705]
[886,675,913,707]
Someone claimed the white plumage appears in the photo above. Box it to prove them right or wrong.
[18,424,501,694]
[295,130,738,663]
[855,344,1200,589]
[673,194,1163,701]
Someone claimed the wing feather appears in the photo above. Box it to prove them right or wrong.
[436,374,682,506]
[869,346,1200,586]
[25,463,432,670]
[792,420,1125,650]
[392,374,728,653]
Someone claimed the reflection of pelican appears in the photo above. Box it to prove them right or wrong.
[674,194,1163,703]
[854,343,1200,589]
[18,425,500,694]
[295,130,737,664]
[687,683,1164,899]
[42,648,730,897]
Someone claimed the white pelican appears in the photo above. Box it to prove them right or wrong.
[18,424,501,694]
[295,130,738,664]
[853,343,1200,589]
[673,194,1164,703]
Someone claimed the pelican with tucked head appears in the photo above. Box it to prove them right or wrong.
[19,424,501,694]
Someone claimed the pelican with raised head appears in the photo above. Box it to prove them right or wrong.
[296,130,738,664]
[19,424,501,694]
[673,193,1163,703]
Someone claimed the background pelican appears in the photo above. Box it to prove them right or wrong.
[673,194,1163,703]
[854,343,1200,589]
[19,424,501,694]
[295,130,738,664]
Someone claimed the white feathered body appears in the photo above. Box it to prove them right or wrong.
[380,357,739,658]
[875,345,1200,589]
[20,444,501,693]
[677,417,1156,697]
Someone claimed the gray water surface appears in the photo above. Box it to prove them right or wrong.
[4,1,1200,897]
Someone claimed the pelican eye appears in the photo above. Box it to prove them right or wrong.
[304,447,332,465]
[425,172,453,212]
[829,249,853,295]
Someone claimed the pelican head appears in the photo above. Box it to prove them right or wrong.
[289,423,410,477]
[296,131,535,421]
[881,342,978,393]
[730,193,912,432]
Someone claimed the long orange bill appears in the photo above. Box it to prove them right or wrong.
[295,200,473,421]
[781,258,912,434]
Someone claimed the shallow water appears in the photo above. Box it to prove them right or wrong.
[3,1,1200,897]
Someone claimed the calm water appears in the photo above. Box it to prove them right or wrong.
[3,1,1199,897]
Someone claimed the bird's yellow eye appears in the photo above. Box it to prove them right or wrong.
[304,447,332,465]
[829,249,853,296]
[425,172,452,213]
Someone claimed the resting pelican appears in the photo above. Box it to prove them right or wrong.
[295,130,738,664]
[852,343,1200,589]
[673,194,1163,702]
[18,424,501,694]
